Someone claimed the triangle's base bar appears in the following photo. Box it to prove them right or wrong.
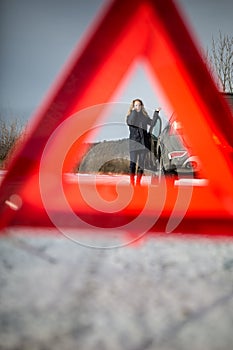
[1,180,233,236]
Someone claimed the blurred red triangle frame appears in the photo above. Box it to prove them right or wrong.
[0,0,233,233]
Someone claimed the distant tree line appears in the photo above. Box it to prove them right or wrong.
[0,118,25,168]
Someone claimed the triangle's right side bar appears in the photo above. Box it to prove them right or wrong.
[145,0,233,212]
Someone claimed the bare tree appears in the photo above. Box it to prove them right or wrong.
[206,31,233,92]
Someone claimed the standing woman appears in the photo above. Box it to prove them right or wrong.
[126,99,155,186]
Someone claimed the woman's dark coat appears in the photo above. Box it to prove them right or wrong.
[126,110,153,150]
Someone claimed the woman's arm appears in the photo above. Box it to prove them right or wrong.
[127,110,139,126]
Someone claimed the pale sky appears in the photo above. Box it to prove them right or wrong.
[1,0,233,140]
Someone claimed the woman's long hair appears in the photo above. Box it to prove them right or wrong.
[126,99,149,119]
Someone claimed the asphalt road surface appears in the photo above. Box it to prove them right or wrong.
[1,227,233,350]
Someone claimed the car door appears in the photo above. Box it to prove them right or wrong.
[158,115,186,171]
[145,113,162,171]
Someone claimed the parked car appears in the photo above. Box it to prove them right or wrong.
[150,92,233,179]
[156,113,201,178]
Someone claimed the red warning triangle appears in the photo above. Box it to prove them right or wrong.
[0,0,233,234]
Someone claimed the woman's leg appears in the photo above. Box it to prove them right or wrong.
[136,150,145,185]
[129,150,137,185]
